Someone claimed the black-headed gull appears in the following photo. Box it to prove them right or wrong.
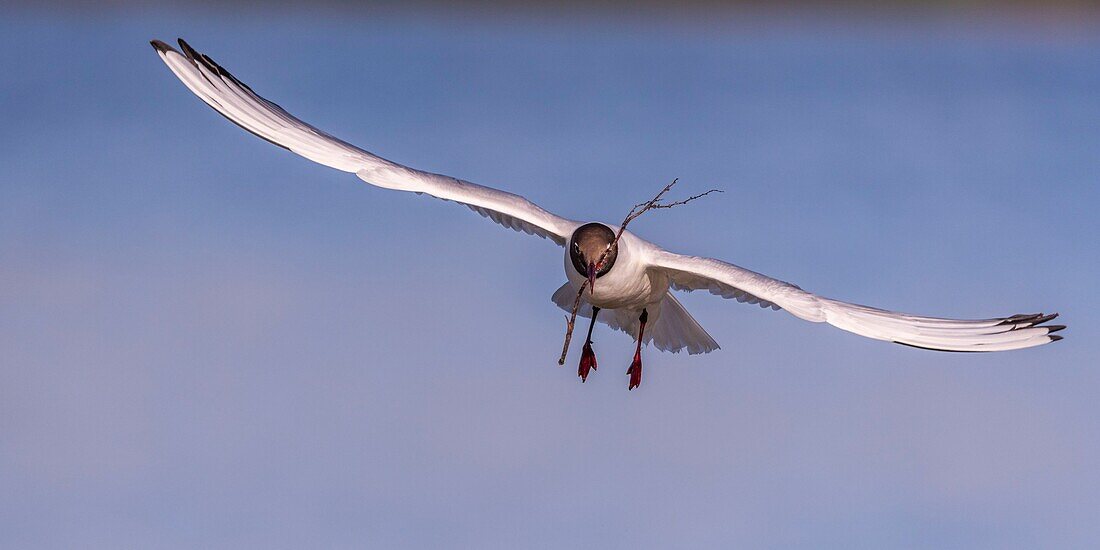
[151,39,1064,390]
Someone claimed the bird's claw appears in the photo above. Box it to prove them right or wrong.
[627,352,641,390]
[578,341,597,382]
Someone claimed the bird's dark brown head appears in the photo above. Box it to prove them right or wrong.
[569,223,618,287]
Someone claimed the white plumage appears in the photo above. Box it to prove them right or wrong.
[152,38,1063,359]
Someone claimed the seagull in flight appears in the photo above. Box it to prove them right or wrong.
[151,39,1064,390]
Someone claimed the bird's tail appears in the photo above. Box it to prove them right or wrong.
[551,284,720,355]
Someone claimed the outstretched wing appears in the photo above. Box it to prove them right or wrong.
[646,247,1063,352]
[150,38,579,245]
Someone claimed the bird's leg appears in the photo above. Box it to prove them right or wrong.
[578,306,600,382]
[627,308,648,390]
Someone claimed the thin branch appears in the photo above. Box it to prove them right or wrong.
[556,179,722,365]
[642,188,723,211]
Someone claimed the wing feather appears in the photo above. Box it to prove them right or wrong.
[647,248,1063,352]
[151,39,578,245]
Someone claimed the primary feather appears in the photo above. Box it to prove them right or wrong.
[150,39,579,245]
[646,248,1063,352]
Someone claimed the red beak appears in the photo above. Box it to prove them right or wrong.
[587,261,597,293]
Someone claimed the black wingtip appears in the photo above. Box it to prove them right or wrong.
[174,38,230,79]
[999,312,1060,328]
[999,313,1041,325]
[1049,335,1064,342]
[150,39,172,53]
[177,38,197,59]
[1046,325,1067,334]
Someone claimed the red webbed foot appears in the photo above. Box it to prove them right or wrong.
[578,342,598,382]
[627,309,648,390]
[626,351,642,390]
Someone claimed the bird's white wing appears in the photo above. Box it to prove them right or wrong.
[646,247,1063,352]
[151,39,579,245]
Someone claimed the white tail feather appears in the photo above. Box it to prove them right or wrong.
[551,284,719,355]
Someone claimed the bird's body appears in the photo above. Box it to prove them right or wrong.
[151,38,1064,389]
[565,227,660,311]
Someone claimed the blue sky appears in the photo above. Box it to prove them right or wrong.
[1,7,1098,549]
